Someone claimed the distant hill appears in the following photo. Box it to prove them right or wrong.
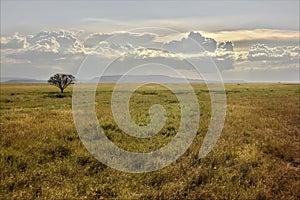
[0,77,47,83]
[223,79,247,83]
[88,75,205,83]
[1,76,246,84]
[87,75,246,83]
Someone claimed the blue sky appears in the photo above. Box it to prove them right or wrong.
[1,0,299,82]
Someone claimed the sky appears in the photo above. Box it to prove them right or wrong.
[1,0,299,82]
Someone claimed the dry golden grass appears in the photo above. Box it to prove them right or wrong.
[0,83,299,199]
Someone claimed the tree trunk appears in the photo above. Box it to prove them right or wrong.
[60,88,64,93]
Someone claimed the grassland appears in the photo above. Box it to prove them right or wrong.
[0,83,299,199]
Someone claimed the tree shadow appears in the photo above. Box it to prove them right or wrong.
[44,92,72,98]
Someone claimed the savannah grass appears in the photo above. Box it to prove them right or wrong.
[0,83,299,199]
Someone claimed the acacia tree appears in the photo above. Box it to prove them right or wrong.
[48,73,75,93]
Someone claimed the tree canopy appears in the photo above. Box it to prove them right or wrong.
[48,73,75,93]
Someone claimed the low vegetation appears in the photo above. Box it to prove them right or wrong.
[0,83,299,199]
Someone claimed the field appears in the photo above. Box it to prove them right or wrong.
[0,83,299,199]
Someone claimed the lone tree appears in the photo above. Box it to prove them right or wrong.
[48,73,75,93]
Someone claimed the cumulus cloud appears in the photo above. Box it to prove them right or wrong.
[26,30,85,54]
[84,33,112,48]
[3,30,86,66]
[203,29,300,50]
[230,44,299,73]
[1,33,28,49]
[107,47,235,73]
[163,32,217,53]
[87,41,136,58]
[5,30,298,80]
[1,30,85,54]
[84,32,157,48]
[1,30,238,77]
[247,44,299,62]
[160,32,235,71]
[217,41,234,52]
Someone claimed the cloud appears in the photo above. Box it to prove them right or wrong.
[247,44,299,62]
[163,32,217,53]
[84,31,158,49]
[87,41,136,58]
[83,31,235,73]
[3,30,86,66]
[1,30,237,77]
[84,33,112,48]
[202,29,299,50]
[107,47,235,73]
[217,41,233,52]
[27,30,85,54]
[2,29,298,81]
[230,44,299,73]
[1,33,28,49]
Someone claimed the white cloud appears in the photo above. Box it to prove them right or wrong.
[203,29,299,45]
[247,44,299,63]
[109,47,235,73]
[230,44,299,74]
[27,30,85,54]
[1,33,28,49]
[0,30,241,76]
[1,30,299,81]
[84,33,112,48]
[217,41,233,52]
[3,30,86,66]
[84,32,157,48]
[163,32,217,53]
